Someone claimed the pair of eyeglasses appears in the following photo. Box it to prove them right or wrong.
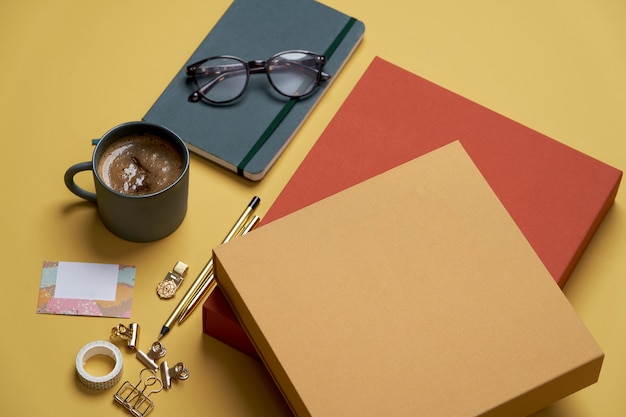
[186,50,331,104]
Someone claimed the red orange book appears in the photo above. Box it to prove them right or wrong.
[203,56,621,356]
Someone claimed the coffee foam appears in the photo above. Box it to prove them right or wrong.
[98,133,184,196]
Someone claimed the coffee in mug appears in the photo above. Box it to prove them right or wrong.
[64,121,190,242]
[97,133,184,196]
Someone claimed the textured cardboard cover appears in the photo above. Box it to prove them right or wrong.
[214,142,604,417]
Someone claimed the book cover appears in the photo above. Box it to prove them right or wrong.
[143,0,364,180]
[213,142,604,417]
[203,56,621,355]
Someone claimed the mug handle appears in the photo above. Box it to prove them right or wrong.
[64,161,97,203]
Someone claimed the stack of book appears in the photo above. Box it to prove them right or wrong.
[202,56,621,416]
[213,141,606,417]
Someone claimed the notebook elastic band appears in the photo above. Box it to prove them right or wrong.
[237,17,358,177]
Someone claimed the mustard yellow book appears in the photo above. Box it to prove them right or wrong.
[214,141,603,417]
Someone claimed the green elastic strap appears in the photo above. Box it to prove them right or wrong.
[237,17,358,177]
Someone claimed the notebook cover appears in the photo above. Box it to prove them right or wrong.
[143,0,364,180]
[213,142,604,417]
[203,56,621,355]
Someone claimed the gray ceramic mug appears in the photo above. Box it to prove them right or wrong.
[64,121,190,242]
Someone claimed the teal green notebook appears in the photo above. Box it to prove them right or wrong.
[143,0,364,180]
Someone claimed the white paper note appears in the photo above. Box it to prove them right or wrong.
[54,261,119,301]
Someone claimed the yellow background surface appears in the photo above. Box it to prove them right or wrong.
[0,1,624,416]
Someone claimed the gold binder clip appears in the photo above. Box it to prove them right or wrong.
[114,368,162,417]
[136,342,167,371]
[159,361,190,390]
[111,323,140,350]
[156,261,189,299]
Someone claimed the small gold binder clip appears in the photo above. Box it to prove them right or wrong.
[111,323,140,350]
[136,342,167,371]
[114,368,162,417]
[159,361,189,390]
[156,261,189,299]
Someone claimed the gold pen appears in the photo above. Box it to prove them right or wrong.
[178,214,261,324]
[158,196,260,340]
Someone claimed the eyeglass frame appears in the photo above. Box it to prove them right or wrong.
[185,50,331,104]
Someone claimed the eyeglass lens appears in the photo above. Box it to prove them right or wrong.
[192,51,324,103]
[266,52,322,98]
[193,57,249,103]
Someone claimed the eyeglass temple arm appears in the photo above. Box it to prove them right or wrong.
[186,62,244,77]
[248,60,331,83]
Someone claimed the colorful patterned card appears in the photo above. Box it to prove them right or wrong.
[37,261,135,318]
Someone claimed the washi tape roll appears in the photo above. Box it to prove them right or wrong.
[75,340,123,390]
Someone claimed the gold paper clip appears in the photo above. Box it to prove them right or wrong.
[136,342,166,371]
[156,261,189,299]
[114,368,162,417]
[159,361,189,390]
[111,323,140,350]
